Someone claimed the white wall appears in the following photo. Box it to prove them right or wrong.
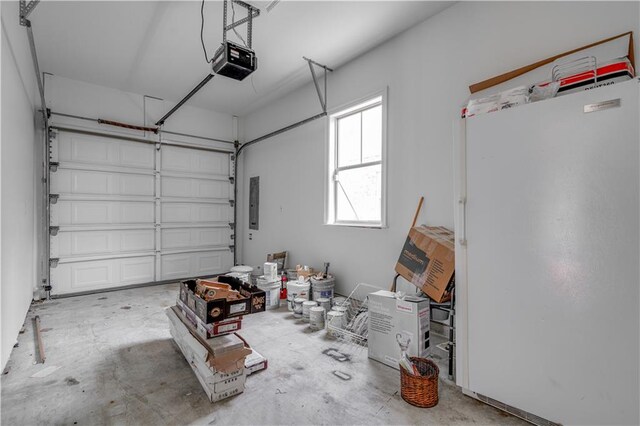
[45,74,236,151]
[1,1,42,369]
[237,1,640,296]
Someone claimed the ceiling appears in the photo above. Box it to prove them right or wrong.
[31,1,452,116]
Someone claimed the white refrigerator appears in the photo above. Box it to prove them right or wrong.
[454,78,639,425]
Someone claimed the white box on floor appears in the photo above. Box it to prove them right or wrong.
[367,290,430,370]
[167,308,247,402]
[244,349,268,375]
[190,360,246,402]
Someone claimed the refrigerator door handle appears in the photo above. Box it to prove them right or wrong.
[458,197,467,246]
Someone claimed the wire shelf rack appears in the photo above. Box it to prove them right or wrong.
[326,283,377,347]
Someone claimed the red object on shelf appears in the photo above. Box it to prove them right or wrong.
[280,273,288,300]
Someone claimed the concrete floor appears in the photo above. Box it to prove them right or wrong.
[1,283,525,425]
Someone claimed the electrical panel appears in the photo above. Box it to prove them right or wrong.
[249,176,259,230]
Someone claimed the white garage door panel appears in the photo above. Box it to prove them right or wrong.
[161,176,229,199]
[51,169,155,197]
[51,201,155,225]
[51,229,155,257]
[51,256,156,293]
[161,202,229,224]
[50,129,233,295]
[161,227,229,250]
[161,145,229,176]
[56,132,155,170]
[160,250,230,280]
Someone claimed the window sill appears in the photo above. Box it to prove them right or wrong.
[324,222,387,229]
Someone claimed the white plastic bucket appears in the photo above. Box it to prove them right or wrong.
[316,298,331,313]
[332,296,347,307]
[293,297,306,317]
[311,277,335,301]
[309,307,326,331]
[302,301,317,322]
[326,310,347,333]
[286,280,310,311]
[257,277,281,310]
[230,265,253,284]
[333,305,349,323]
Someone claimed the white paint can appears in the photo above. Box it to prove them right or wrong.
[230,265,253,284]
[310,276,335,301]
[293,297,306,317]
[316,298,332,313]
[257,276,281,310]
[302,301,317,322]
[309,307,326,331]
[333,305,350,324]
[286,280,311,311]
[326,310,346,330]
[332,296,347,307]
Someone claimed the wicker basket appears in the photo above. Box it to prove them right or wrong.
[400,357,439,408]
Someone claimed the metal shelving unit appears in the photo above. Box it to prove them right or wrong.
[430,288,455,381]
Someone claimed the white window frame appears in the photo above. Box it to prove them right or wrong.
[325,88,388,228]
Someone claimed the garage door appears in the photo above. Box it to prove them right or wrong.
[49,128,234,295]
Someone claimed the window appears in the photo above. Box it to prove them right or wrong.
[326,91,386,227]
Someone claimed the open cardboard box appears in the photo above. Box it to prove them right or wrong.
[170,306,252,373]
[179,275,266,323]
[395,226,455,303]
[176,298,243,339]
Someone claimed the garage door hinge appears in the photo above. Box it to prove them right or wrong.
[49,161,59,172]
[229,245,235,251]
[229,200,235,207]
[48,128,57,140]
[230,234,235,240]
[228,222,235,229]
[49,258,59,268]
[49,194,59,204]
[49,226,59,236]
[229,177,235,184]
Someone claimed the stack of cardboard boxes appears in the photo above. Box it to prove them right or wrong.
[167,275,268,402]
[368,226,455,369]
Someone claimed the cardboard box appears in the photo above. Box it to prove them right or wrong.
[245,349,268,375]
[180,275,265,323]
[218,275,267,315]
[168,320,246,387]
[168,307,251,373]
[207,333,245,357]
[189,358,246,403]
[541,57,635,96]
[368,290,430,370]
[395,226,455,303]
[296,266,315,279]
[263,262,278,280]
[167,308,209,363]
[176,298,243,339]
